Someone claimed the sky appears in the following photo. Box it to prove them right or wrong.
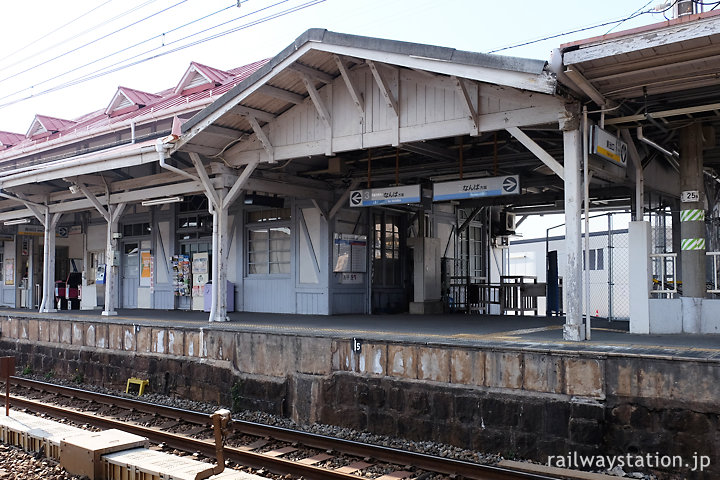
[0,0,679,136]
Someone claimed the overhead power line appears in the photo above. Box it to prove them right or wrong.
[0,0,185,85]
[0,0,115,64]
[0,0,326,110]
[484,0,696,54]
[0,1,242,103]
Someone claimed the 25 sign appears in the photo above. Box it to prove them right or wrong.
[681,190,700,203]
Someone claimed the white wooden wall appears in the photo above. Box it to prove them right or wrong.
[230,64,562,165]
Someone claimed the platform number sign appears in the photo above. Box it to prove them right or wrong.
[352,338,362,353]
[681,190,700,203]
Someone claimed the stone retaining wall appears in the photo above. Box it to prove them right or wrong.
[1,314,718,479]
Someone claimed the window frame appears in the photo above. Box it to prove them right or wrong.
[245,207,292,277]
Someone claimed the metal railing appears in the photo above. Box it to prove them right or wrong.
[709,252,720,294]
[650,253,678,297]
[650,251,720,296]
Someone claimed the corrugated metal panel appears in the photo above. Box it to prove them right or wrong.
[191,61,232,84]
[0,131,24,146]
[2,59,268,157]
[119,86,162,106]
[33,115,77,134]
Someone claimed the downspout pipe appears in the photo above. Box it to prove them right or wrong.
[636,127,680,162]
[155,139,199,182]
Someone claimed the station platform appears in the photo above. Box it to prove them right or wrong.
[2,305,720,476]
[2,306,719,360]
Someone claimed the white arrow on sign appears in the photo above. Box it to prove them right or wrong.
[349,190,363,207]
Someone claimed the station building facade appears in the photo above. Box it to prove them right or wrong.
[1,17,719,338]
[0,29,568,320]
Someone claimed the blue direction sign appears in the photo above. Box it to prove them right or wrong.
[433,175,520,201]
[349,185,421,207]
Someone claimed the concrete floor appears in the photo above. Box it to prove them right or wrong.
[3,306,720,360]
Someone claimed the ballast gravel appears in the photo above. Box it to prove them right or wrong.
[17,374,657,479]
[0,444,84,480]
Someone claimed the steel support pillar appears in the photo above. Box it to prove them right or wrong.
[562,121,584,341]
[679,123,706,332]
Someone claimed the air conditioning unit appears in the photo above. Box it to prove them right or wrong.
[674,0,695,17]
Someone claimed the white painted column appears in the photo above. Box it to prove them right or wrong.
[562,122,584,341]
[40,212,61,312]
[103,212,118,316]
[40,212,52,312]
[102,204,126,316]
[628,221,651,334]
[213,205,230,322]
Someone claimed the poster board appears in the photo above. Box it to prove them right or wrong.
[140,251,152,287]
[333,234,367,273]
[3,259,13,286]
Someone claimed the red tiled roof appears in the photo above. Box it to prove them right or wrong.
[190,61,233,84]
[2,58,270,156]
[117,86,163,106]
[105,86,163,116]
[34,115,77,133]
[0,131,25,147]
[175,61,234,95]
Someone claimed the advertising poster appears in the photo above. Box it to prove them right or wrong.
[3,259,13,286]
[140,251,152,287]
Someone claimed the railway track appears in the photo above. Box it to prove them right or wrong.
[8,377,572,480]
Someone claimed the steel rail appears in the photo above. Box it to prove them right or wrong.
[10,377,560,480]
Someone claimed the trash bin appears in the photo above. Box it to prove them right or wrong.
[203,281,235,312]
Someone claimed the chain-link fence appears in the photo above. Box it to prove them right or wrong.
[541,212,631,321]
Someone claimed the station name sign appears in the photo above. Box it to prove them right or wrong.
[433,175,519,201]
[349,185,421,207]
[591,126,627,167]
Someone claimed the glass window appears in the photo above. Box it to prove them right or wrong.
[372,213,401,286]
[583,248,605,271]
[123,222,151,238]
[247,208,291,223]
[247,220,291,276]
[178,195,208,213]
